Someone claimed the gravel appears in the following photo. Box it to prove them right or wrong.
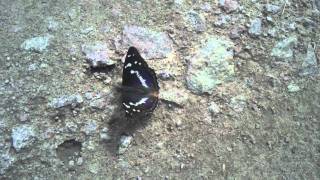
[48,94,84,109]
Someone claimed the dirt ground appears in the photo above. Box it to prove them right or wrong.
[0,0,319,179]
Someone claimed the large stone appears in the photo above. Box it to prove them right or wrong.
[81,42,115,67]
[271,36,297,60]
[21,35,52,52]
[11,125,36,152]
[186,36,235,94]
[119,25,173,59]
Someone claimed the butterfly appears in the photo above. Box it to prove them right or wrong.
[121,47,160,117]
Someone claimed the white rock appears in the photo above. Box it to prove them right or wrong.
[287,83,300,93]
[21,35,53,52]
[81,42,114,67]
[11,125,36,151]
[48,94,83,108]
[118,135,133,155]
[208,102,221,114]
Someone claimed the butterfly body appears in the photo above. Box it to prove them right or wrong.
[121,47,159,117]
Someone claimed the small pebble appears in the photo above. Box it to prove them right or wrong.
[248,18,262,37]
[76,157,83,166]
[226,147,232,151]
[175,119,182,127]
[219,0,239,13]
[158,71,174,80]
[68,160,75,166]
[200,2,212,12]
[265,4,281,14]
[103,77,112,84]
[186,11,206,32]
[208,102,221,114]
[18,113,29,122]
[287,83,300,93]
[11,125,36,151]
[118,135,133,155]
[100,129,111,141]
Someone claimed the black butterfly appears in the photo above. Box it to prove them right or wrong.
[121,47,160,117]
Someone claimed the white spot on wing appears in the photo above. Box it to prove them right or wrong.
[127,54,132,57]
[124,63,132,69]
[134,61,137,64]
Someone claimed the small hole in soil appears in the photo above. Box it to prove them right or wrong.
[56,139,82,162]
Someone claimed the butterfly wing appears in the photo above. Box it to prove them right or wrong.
[122,47,159,91]
[121,90,159,117]
[121,47,159,117]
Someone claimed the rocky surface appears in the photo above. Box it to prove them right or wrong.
[48,94,84,109]
[81,42,115,67]
[186,35,234,94]
[118,25,173,59]
[0,0,319,179]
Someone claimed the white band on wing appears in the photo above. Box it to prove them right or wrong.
[129,97,148,106]
[130,70,148,88]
